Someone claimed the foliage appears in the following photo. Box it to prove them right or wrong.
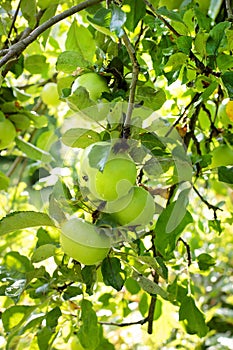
[0,0,233,349]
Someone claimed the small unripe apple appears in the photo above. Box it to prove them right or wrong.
[0,118,16,150]
[210,145,233,168]
[78,141,137,203]
[72,72,109,101]
[112,186,155,227]
[41,82,60,106]
[60,218,110,265]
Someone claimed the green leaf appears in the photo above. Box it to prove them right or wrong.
[16,137,53,162]
[197,253,216,271]
[20,0,36,27]
[0,211,56,236]
[140,132,166,152]
[2,305,36,332]
[199,81,218,102]
[139,293,148,316]
[88,143,111,171]
[157,6,185,24]
[164,52,188,73]
[125,277,141,294]
[133,272,168,299]
[124,0,146,32]
[218,166,233,184]
[222,72,233,98]
[46,306,61,328]
[87,8,111,28]
[62,286,83,300]
[217,53,233,71]
[154,189,193,258]
[179,296,209,337]
[176,36,192,55]
[206,22,231,55]
[56,51,90,73]
[65,20,96,64]
[62,128,101,148]
[39,5,58,47]
[0,171,9,190]
[48,194,66,225]
[31,244,56,263]
[37,327,54,350]
[4,251,33,273]
[78,299,100,350]
[67,86,94,111]
[136,86,166,110]
[24,55,49,75]
[110,4,126,37]
[101,257,125,291]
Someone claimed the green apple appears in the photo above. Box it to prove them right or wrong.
[111,186,155,227]
[0,118,16,150]
[78,141,137,203]
[60,218,110,265]
[72,72,109,101]
[41,82,60,106]
[210,145,233,168]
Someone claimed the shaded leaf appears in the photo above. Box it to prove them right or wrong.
[179,296,209,337]
[31,244,56,263]
[197,253,216,271]
[218,166,233,184]
[133,272,168,299]
[78,299,100,350]
[137,86,166,110]
[101,257,125,291]
[124,0,146,32]
[16,137,53,162]
[62,128,101,148]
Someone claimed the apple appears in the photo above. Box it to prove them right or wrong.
[111,186,155,227]
[78,141,137,203]
[0,118,16,150]
[41,82,60,106]
[210,145,233,168]
[60,218,110,265]
[72,72,109,101]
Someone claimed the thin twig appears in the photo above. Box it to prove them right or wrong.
[99,318,148,327]
[165,93,201,137]
[6,0,22,44]
[0,0,104,69]
[193,185,223,219]
[178,237,192,266]
[121,32,140,138]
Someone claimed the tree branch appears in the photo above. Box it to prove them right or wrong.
[121,32,140,139]
[99,317,148,327]
[225,0,233,19]
[0,0,104,69]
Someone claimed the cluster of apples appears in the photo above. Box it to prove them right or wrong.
[60,140,155,265]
